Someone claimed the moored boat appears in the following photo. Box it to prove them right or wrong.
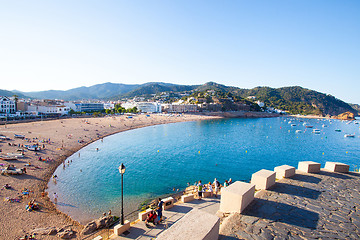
[305,125,313,128]
[14,134,25,139]
[312,129,321,134]
[335,129,341,132]
[0,135,11,140]
[7,153,24,158]
[0,155,18,160]
[295,130,302,133]
[344,134,355,138]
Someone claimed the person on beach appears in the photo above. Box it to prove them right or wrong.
[157,198,164,222]
[145,210,158,226]
[53,192,58,204]
[224,180,229,188]
[197,180,203,200]
[208,182,213,197]
[213,178,220,198]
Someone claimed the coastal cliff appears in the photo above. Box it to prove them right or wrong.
[334,111,356,120]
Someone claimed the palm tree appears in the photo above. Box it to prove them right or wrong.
[12,94,18,113]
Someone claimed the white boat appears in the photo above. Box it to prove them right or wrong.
[312,129,321,134]
[27,146,40,151]
[322,124,327,127]
[14,134,25,139]
[0,135,10,140]
[344,134,355,138]
[295,130,302,133]
[0,155,18,160]
[7,153,24,158]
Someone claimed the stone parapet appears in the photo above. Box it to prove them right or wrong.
[274,165,296,179]
[251,169,276,190]
[114,220,130,236]
[298,161,321,173]
[181,194,195,203]
[220,181,255,213]
[162,197,174,210]
[324,162,349,173]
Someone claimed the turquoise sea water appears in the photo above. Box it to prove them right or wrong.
[47,117,360,224]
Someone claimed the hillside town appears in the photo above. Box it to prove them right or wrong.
[0,91,285,120]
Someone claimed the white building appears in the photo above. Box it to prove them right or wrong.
[162,104,198,113]
[27,105,70,115]
[122,102,161,113]
[64,102,104,112]
[0,96,16,114]
[256,101,265,108]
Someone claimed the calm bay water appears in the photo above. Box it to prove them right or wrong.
[47,117,360,224]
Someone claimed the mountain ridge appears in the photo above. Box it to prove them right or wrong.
[0,82,357,116]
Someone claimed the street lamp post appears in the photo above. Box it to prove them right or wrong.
[118,163,126,225]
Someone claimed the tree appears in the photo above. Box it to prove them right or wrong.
[12,94,18,112]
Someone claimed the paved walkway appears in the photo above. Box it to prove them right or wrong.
[220,170,360,239]
[110,197,220,240]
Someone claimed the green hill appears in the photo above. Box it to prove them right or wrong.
[120,82,196,99]
[4,81,357,116]
[236,86,355,116]
[0,89,27,98]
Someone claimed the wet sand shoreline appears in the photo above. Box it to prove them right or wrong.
[0,114,220,239]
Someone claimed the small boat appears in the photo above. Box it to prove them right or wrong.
[0,135,10,140]
[295,130,302,133]
[335,129,341,132]
[355,122,359,125]
[306,125,313,128]
[27,146,40,151]
[322,124,327,127]
[14,134,25,139]
[1,167,23,175]
[344,134,355,138]
[291,124,297,127]
[303,123,308,126]
[7,153,24,158]
[0,155,18,161]
[312,129,321,134]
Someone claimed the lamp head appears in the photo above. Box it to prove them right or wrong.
[119,163,126,174]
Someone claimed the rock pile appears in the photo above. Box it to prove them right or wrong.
[81,215,115,235]
[31,225,75,239]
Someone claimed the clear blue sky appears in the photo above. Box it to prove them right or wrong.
[0,1,359,103]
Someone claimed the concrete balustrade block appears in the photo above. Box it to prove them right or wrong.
[114,220,130,236]
[138,208,152,221]
[203,191,212,198]
[251,169,276,190]
[162,197,174,210]
[274,165,296,179]
[157,208,220,240]
[298,161,321,173]
[92,236,103,240]
[181,194,195,203]
[220,181,255,213]
[324,162,349,173]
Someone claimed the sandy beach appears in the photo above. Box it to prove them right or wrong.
[0,114,219,239]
